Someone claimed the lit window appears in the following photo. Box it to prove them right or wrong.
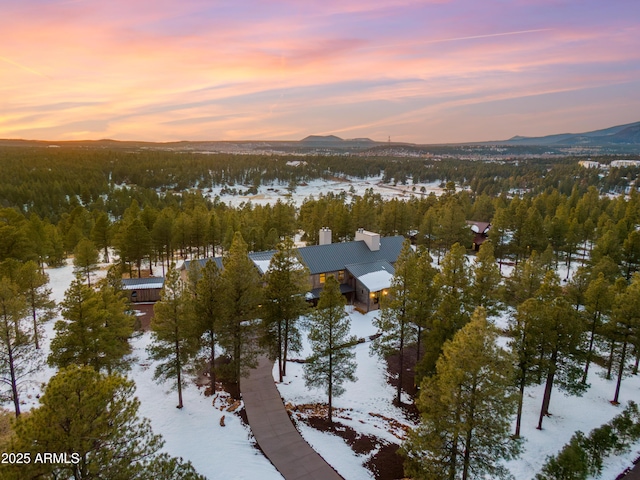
[319,273,326,284]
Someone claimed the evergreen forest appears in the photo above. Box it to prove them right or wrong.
[1,144,640,479]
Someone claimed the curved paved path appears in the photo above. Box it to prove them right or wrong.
[621,462,640,480]
[241,355,343,480]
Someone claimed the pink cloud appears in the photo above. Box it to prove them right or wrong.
[1,0,639,142]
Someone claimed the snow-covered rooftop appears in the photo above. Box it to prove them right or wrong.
[357,270,393,292]
[121,278,165,290]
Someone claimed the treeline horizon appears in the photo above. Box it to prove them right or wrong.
[0,146,639,280]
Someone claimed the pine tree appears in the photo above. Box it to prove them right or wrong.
[93,281,135,374]
[0,208,32,262]
[90,211,112,263]
[581,273,612,384]
[534,272,586,430]
[49,278,134,374]
[488,207,510,272]
[148,266,198,408]
[15,260,56,350]
[403,308,520,480]
[418,208,438,253]
[73,237,100,287]
[470,241,502,315]
[193,259,224,387]
[372,240,417,404]
[408,247,439,371]
[419,243,471,379]
[26,213,50,271]
[509,297,546,437]
[115,216,152,278]
[304,276,357,423]
[152,209,175,276]
[505,251,547,307]
[218,232,263,386]
[3,365,205,480]
[622,230,640,280]
[44,223,66,267]
[609,274,640,404]
[0,278,42,417]
[434,200,472,263]
[262,237,310,383]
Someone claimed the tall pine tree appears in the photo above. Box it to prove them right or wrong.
[304,276,357,423]
[372,240,417,404]
[218,232,262,386]
[148,266,198,408]
[419,243,471,379]
[16,260,56,350]
[193,259,224,388]
[403,308,520,480]
[262,238,310,383]
[0,278,42,417]
[609,274,640,404]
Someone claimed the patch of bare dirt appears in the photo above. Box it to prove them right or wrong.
[288,403,408,480]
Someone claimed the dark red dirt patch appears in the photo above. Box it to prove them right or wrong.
[365,442,405,480]
[131,303,154,330]
[296,415,406,480]
[304,416,379,455]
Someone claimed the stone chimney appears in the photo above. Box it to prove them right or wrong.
[319,227,332,245]
[355,228,380,251]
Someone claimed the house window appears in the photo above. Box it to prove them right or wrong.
[338,270,345,282]
[319,273,326,284]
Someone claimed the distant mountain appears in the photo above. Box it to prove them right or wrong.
[300,135,375,145]
[500,121,640,146]
[300,135,344,143]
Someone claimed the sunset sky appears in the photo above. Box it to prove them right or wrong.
[2,0,639,143]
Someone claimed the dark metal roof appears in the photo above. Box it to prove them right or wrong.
[297,236,404,275]
[307,283,356,300]
[182,235,405,277]
[183,257,224,271]
[345,260,395,278]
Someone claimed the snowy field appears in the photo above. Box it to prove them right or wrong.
[5,242,640,479]
[202,175,447,207]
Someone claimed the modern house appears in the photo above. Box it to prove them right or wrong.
[182,229,405,312]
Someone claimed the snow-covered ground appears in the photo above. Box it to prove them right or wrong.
[130,333,282,480]
[7,251,640,480]
[278,306,640,480]
[275,308,414,480]
[7,260,282,480]
[202,175,446,207]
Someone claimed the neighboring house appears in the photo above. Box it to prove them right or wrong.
[182,229,405,312]
[121,277,165,303]
[466,221,491,251]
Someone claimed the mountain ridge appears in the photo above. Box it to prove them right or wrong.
[2,121,639,148]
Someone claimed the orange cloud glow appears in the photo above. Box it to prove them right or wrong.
[2,0,639,142]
